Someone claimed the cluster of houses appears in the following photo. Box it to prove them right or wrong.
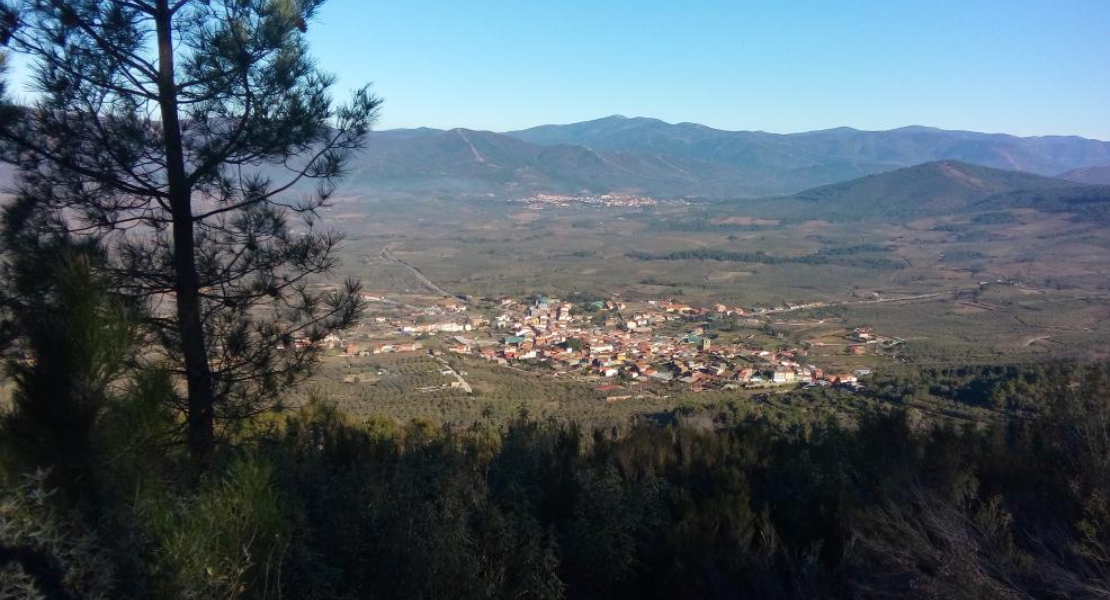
[313,291,882,393]
[446,296,868,392]
[515,193,658,209]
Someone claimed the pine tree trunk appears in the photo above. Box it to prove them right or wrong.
[155,0,216,465]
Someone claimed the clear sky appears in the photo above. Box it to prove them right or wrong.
[300,0,1110,139]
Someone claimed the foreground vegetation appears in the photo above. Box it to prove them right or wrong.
[2,254,1110,599]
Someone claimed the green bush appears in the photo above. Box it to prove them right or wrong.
[0,471,116,599]
[152,457,287,600]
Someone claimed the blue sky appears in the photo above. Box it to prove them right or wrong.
[4,1,1106,138]
[302,0,1110,138]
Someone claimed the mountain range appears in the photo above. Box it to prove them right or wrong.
[343,116,1110,198]
[343,127,758,197]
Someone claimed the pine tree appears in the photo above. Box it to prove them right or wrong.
[0,241,133,506]
[0,0,381,463]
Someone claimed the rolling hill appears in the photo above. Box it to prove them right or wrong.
[1060,163,1110,185]
[738,160,1110,222]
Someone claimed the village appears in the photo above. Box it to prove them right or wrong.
[513,192,658,209]
[318,291,904,396]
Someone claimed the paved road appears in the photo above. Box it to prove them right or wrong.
[378,244,454,297]
[762,288,974,315]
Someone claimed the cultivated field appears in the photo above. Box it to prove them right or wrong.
[285,194,1110,424]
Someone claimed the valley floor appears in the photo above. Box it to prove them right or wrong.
[289,195,1110,425]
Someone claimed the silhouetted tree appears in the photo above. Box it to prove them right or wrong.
[0,0,381,463]
[0,241,133,507]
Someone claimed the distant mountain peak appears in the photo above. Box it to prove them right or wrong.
[370,127,445,139]
[927,158,973,169]
[892,125,943,133]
